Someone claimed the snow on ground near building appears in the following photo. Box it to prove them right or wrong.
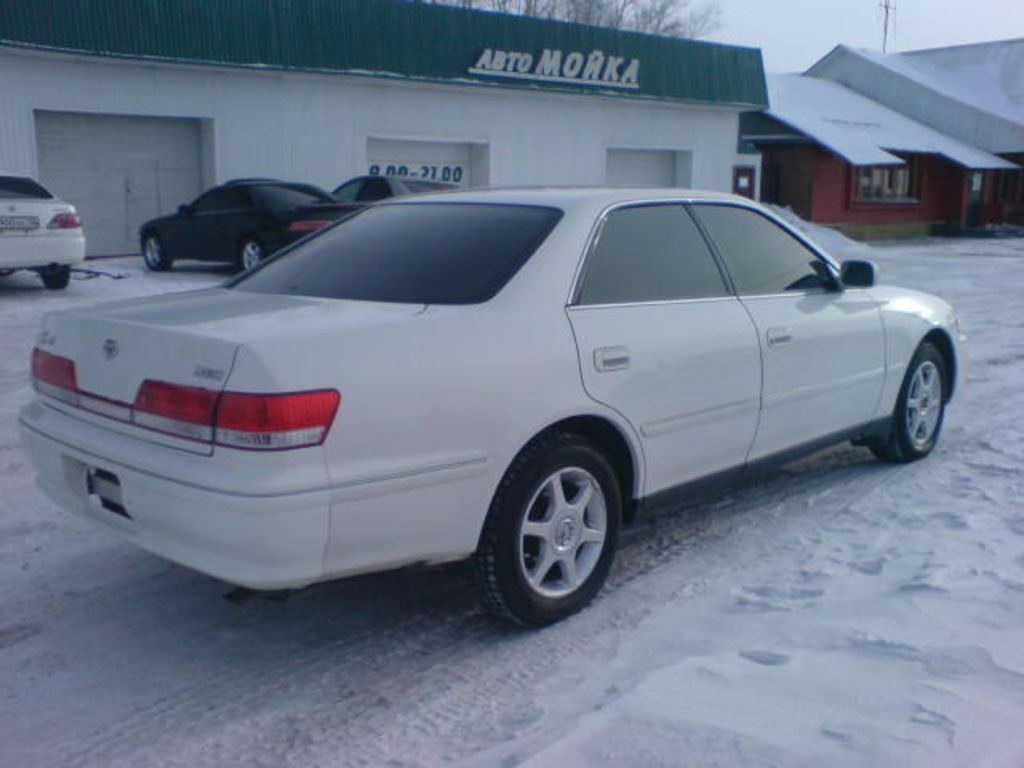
[1,229,1023,768]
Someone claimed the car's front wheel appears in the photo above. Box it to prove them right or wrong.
[871,341,947,463]
[38,264,71,290]
[142,232,172,271]
[475,432,621,626]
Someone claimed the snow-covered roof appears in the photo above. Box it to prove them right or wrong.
[762,73,1017,169]
[805,41,1024,154]
[856,39,1024,127]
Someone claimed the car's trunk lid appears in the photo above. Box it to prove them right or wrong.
[35,288,423,454]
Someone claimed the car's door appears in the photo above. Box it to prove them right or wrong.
[203,186,258,261]
[690,203,886,460]
[567,204,762,496]
[165,187,245,261]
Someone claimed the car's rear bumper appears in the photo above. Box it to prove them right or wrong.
[20,402,332,590]
[0,232,85,270]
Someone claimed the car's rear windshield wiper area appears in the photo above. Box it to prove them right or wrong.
[229,203,563,305]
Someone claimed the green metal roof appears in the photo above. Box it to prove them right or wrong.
[0,0,767,109]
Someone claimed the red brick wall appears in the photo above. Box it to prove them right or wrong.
[812,151,966,226]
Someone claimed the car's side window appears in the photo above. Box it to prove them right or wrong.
[192,187,249,213]
[357,177,391,202]
[691,204,832,295]
[575,204,729,306]
[332,180,364,203]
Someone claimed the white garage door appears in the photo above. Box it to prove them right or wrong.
[36,112,204,257]
[606,148,678,187]
[366,138,482,188]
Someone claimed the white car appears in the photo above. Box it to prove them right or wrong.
[19,189,963,625]
[0,173,85,290]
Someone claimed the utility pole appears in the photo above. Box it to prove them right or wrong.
[880,0,896,53]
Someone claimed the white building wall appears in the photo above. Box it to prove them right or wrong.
[0,48,741,195]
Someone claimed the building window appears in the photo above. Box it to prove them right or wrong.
[854,159,920,203]
[998,169,1023,204]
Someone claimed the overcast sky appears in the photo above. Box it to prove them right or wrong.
[707,0,1024,72]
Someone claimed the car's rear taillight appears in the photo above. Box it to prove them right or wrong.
[132,380,339,450]
[31,348,79,404]
[133,380,219,443]
[47,212,82,229]
[287,220,331,234]
[216,390,341,450]
[31,359,340,451]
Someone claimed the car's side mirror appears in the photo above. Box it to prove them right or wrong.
[840,259,876,288]
[178,204,193,216]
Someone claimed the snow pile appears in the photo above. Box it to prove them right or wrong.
[2,230,1024,767]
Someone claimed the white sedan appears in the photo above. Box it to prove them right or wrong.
[0,173,85,289]
[19,189,963,625]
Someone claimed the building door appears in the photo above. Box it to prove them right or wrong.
[366,138,481,188]
[966,172,984,228]
[35,111,204,257]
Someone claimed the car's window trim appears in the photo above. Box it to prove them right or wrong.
[569,201,735,307]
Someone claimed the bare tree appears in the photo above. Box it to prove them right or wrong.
[415,0,723,39]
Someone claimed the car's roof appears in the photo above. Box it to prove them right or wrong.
[223,178,285,186]
[393,186,753,209]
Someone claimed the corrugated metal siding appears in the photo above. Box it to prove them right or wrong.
[0,0,767,108]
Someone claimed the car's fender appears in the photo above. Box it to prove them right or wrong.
[869,285,964,417]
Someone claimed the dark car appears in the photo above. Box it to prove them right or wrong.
[331,175,458,204]
[139,179,352,272]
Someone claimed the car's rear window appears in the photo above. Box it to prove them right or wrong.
[0,176,53,200]
[230,203,563,305]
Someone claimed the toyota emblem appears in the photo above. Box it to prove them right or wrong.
[102,338,119,360]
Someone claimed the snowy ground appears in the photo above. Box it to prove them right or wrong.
[1,229,1023,768]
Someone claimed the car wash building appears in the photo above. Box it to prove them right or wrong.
[0,0,766,257]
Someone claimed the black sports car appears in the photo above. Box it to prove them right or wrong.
[139,179,353,272]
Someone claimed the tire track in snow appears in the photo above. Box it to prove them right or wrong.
[50,444,901,768]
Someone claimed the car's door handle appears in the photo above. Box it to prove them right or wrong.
[766,327,794,347]
[594,346,631,372]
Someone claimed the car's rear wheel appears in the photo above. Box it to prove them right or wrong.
[142,233,172,271]
[38,264,71,290]
[474,432,621,626]
[238,236,265,271]
[871,341,947,463]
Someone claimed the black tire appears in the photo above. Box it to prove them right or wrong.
[237,236,265,271]
[142,232,172,271]
[38,264,71,290]
[871,341,947,463]
[474,431,622,626]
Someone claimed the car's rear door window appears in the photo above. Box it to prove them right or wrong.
[231,203,562,305]
[0,176,53,200]
[575,204,729,305]
[691,204,832,295]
